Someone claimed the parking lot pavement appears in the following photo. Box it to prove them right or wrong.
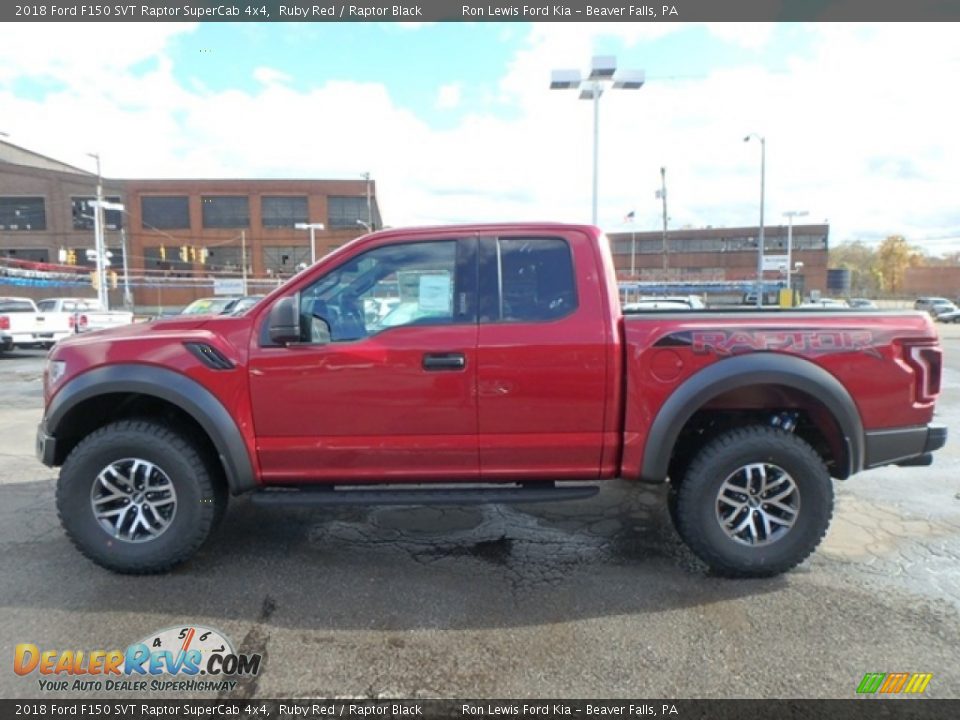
[2,334,959,700]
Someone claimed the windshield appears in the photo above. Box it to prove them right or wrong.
[181,297,238,315]
[0,300,35,312]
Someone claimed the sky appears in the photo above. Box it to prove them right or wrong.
[1,21,958,252]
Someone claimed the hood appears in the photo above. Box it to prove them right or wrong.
[54,315,212,349]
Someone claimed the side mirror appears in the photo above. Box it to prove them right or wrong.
[268,296,300,345]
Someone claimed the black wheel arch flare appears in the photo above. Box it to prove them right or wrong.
[44,364,257,494]
[639,352,865,483]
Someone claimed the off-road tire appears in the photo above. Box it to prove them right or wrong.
[56,419,224,574]
[673,425,833,578]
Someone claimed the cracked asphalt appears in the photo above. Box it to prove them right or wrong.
[1,325,959,700]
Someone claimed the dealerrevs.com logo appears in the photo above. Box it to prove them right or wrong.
[14,625,262,693]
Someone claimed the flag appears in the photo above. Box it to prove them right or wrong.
[624,210,635,223]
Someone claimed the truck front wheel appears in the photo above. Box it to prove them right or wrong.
[672,425,833,578]
[56,420,225,574]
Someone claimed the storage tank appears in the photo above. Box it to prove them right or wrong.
[826,268,851,295]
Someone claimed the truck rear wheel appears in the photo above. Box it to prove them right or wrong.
[672,425,833,578]
[56,420,225,574]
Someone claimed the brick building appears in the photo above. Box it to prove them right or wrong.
[125,177,380,309]
[1,139,381,310]
[0,140,124,266]
[607,223,830,297]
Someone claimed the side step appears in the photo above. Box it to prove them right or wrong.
[251,483,599,507]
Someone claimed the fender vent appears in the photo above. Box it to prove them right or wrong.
[184,342,234,370]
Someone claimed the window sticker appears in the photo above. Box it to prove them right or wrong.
[418,274,452,313]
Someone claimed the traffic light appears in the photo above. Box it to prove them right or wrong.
[66,249,77,265]
[179,246,189,263]
[199,247,209,264]
[159,245,166,261]
[109,271,118,289]
[89,271,99,289]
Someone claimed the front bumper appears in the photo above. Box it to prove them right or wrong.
[36,423,57,466]
[863,423,947,469]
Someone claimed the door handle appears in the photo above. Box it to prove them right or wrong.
[422,353,466,371]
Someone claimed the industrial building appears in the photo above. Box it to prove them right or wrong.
[1,138,380,310]
[606,223,830,300]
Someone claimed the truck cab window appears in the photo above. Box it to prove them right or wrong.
[481,237,578,322]
[298,240,458,342]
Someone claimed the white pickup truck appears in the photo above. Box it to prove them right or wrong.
[35,297,134,334]
[0,297,73,351]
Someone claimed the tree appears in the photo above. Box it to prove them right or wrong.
[830,240,880,295]
[876,235,923,294]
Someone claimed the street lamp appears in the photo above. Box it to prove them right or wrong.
[783,210,809,293]
[356,219,371,232]
[362,172,373,230]
[744,133,766,308]
[86,152,110,309]
[551,56,645,225]
[294,222,325,264]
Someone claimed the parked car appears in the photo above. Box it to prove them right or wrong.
[0,296,73,350]
[798,298,848,309]
[936,309,960,323]
[38,222,946,578]
[226,295,265,315]
[623,299,696,311]
[847,298,878,309]
[929,301,959,319]
[35,297,134,334]
[180,296,244,315]
[914,296,952,313]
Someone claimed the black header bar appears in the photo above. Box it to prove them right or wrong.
[2,699,960,720]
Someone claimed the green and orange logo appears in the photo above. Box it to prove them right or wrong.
[857,672,932,695]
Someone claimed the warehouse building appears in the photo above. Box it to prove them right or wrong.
[1,138,381,310]
[606,223,830,299]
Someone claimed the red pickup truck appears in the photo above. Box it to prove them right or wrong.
[37,223,946,577]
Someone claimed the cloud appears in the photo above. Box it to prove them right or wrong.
[1,22,958,254]
[435,82,461,110]
[253,67,293,86]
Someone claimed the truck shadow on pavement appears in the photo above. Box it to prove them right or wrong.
[1,478,788,632]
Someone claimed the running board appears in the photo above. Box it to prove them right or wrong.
[251,483,599,507]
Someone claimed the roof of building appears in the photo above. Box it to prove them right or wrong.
[0,139,93,176]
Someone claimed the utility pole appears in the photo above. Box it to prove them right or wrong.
[659,166,668,274]
[363,172,373,231]
[241,230,248,294]
[120,227,133,308]
[87,153,108,309]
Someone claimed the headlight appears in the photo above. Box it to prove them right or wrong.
[47,360,67,386]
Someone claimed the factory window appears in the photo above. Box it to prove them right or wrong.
[72,196,123,230]
[263,245,311,276]
[201,196,249,229]
[262,196,309,228]
[142,196,190,230]
[328,196,369,229]
[0,197,46,231]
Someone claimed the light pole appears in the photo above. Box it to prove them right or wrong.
[86,152,109,309]
[551,56,645,226]
[362,172,373,230]
[356,219,371,232]
[295,222,325,264]
[744,134,766,308]
[783,210,808,293]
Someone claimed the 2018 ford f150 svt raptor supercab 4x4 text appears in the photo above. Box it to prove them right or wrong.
[36,223,947,577]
